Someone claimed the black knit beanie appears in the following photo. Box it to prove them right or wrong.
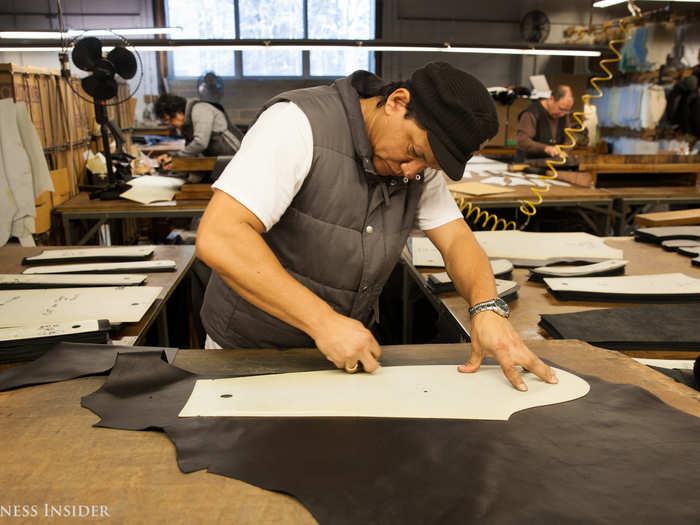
[406,62,498,181]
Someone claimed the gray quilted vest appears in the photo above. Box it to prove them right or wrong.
[201,71,425,348]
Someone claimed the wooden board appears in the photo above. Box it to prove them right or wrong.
[635,208,700,227]
[170,157,217,172]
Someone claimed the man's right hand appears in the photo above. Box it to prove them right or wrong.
[312,313,381,373]
[544,145,567,159]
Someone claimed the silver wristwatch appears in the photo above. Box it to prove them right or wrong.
[468,297,510,319]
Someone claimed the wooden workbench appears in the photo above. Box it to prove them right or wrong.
[403,237,700,359]
[0,244,195,346]
[0,341,697,523]
[54,192,209,245]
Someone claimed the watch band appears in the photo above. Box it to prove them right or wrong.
[468,298,510,319]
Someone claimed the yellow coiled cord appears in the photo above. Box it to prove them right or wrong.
[458,18,631,231]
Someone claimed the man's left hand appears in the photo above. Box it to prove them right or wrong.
[459,310,558,391]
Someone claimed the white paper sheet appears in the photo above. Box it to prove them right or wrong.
[473,231,623,267]
[120,185,177,205]
[127,175,185,189]
[0,286,162,328]
[179,365,589,421]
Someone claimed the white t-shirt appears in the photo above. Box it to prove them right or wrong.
[213,101,462,232]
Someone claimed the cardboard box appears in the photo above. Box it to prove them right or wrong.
[50,168,72,205]
[506,98,530,146]
[486,102,508,146]
[34,190,52,234]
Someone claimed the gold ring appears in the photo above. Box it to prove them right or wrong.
[344,362,359,373]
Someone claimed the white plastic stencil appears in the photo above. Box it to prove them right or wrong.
[491,259,514,277]
[23,246,154,262]
[531,259,628,277]
[0,286,162,328]
[474,231,623,267]
[22,260,176,274]
[544,272,700,295]
[179,365,589,421]
[0,320,103,342]
[0,273,147,286]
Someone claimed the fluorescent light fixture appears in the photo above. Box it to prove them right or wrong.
[0,39,601,57]
[0,27,182,39]
[592,0,627,6]
[594,0,699,6]
[0,47,64,52]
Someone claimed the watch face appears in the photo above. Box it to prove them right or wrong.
[493,297,510,317]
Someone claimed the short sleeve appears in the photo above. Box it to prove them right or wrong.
[414,168,463,231]
[212,102,313,231]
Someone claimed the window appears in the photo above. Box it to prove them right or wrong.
[166,0,375,78]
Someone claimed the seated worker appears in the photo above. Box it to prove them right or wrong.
[154,93,244,172]
[515,85,574,162]
[196,62,559,392]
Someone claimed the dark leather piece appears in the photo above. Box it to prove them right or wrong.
[539,303,700,351]
[661,239,700,252]
[528,265,625,283]
[0,343,177,391]
[82,352,700,525]
[83,352,195,430]
[21,253,151,265]
[545,285,700,303]
[635,226,700,244]
[650,364,699,392]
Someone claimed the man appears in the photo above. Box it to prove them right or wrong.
[154,93,244,171]
[515,85,574,162]
[196,62,558,391]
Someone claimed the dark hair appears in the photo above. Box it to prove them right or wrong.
[154,94,187,119]
[552,85,572,101]
[374,81,424,128]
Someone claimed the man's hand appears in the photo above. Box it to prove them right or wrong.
[459,311,558,391]
[544,145,567,160]
[157,154,173,171]
[311,313,381,373]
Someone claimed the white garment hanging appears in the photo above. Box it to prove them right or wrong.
[583,103,598,144]
[0,99,53,247]
[645,85,667,128]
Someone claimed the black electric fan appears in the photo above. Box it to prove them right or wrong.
[71,36,137,199]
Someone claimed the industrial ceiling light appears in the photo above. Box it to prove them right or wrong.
[0,39,602,57]
[594,0,700,6]
[0,27,182,39]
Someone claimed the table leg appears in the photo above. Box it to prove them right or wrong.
[62,215,73,245]
[402,262,413,344]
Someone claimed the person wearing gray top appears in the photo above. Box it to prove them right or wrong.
[154,93,244,170]
[196,62,560,392]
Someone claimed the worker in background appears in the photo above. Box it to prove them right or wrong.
[515,85,574,162]
[196,61,559,392]
[153,93,244,171]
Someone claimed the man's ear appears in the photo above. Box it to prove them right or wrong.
[384,88,411,114]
